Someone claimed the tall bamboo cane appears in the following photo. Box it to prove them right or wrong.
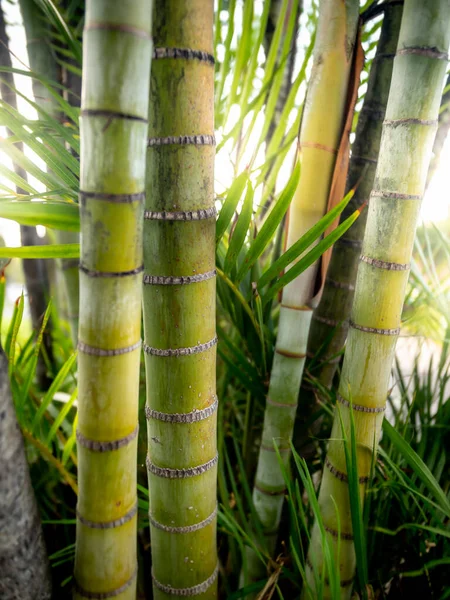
[19,0,79,345]
[74,2,152,598]
[296,2,403,454]
[143,1,217,596]
[0,348,51,599]
[305,1,450,597]
[244,0,359,583]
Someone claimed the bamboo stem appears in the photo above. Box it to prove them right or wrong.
[297,2,403,455]
[305,1,450,597]
[143,1,217,597]
[244,0,359,584]
[74,2,152,598]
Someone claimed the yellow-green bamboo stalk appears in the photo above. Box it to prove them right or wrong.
[143,1,217,597]
[297,2,403,455]
[305,1,450,597]
[74,2,152,598]
[19,0,79,345]
[244,0,359,584]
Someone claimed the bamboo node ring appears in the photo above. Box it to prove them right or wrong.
[143,336,218,357]
[76,426,138,452]
[370,190,421,200]
[153,47,215,65]
[81,109,148,123]
[145,396,218,423]
[148,135,216,147]
[325,457,369,484]
[74,568,137,598]
[85,22,152,40]
[149,505,217,534]
[152,563,219,596]
[397,46,449,60]
[336,392,386,414]
[146,454,218,479]
[360,255,410,271]
[78,340,141,357]
[325,277,355,291]
[383,118,438,127]
[349,320,400,336]
[79,190,145,204]
[77,502,138,530]
[143,269,216,286]
[324,524,354,541]
[79,264,144,278]
[144,207,216,221]
[313,314,346,327]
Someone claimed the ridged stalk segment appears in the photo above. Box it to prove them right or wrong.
[143,1,217,597]
[245,0,359,582]
[298,2,403,451]
[305,1,450,597]
[74,2,152,598]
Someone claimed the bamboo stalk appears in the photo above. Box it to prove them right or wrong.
[143,1,217,597]
[18,0,79,346]
[1,4,54,384]
[74,2,152,598]
[297,2,403,454]
[244,0,359,584]
[305,1,450,597]
[0,347,51,599]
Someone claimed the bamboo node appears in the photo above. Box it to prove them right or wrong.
[325,457,369,484]
[325,277,355,291]
[144,207,216,221]
[266,396,297,409]
[76,426,138,452]
[80,109,148,124]
[79,264,144,278]
[77,502,138,530]
[335,237,362,249]
[383,118,438,127]
[152,562,219,596]
[397,46,449,61]
[349,320,400,336]
[254,482,286,496]
[78,340,141,357]
[360,254,410,271]
[145,396,218,423]
[149,505,217,534]
[148,135,216,147]
[146,454,218,479]
[61,258,79,271]
[143,269,216,286]
[74,568,137,598]
[336,392,386,414]
[324,525,354,541]
[84,22,152,40]
[143,335,218,357]
[275,348,307,359]
[153,47,215,65]
[79,190,145,204]
[300,141,337,154]
[312,314,346,328]
[370,190,421,200]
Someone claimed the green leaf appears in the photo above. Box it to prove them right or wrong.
[216,171,249,244]
[0,201,80,231]
[258,190,354,289]
[382,419,450,518]
[224,181,253,274]
[0,244,80,259]
[236,161,300,282]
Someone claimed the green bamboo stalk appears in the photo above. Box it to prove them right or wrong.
[427,71,450,186]
[143,1,217,597]
[244,0,360,584]
[74,2,152,598]
[1,4,54,385]
[19,0,79,345]
[296,2,403,455]
[305,1,450,597]
[0,348,51,599]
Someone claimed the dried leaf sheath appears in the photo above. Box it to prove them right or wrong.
[306,1,450,596]
[244,0,360,583]
[74,2,152,598]
[143,1,218,597]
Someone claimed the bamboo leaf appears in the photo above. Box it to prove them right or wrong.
[0,243,80,259]
[216,171,249,244]
[236,161,300,282]
[0,201,79,231]
[224,181,253,274]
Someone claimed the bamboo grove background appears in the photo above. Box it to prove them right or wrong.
[0,0,449,598]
